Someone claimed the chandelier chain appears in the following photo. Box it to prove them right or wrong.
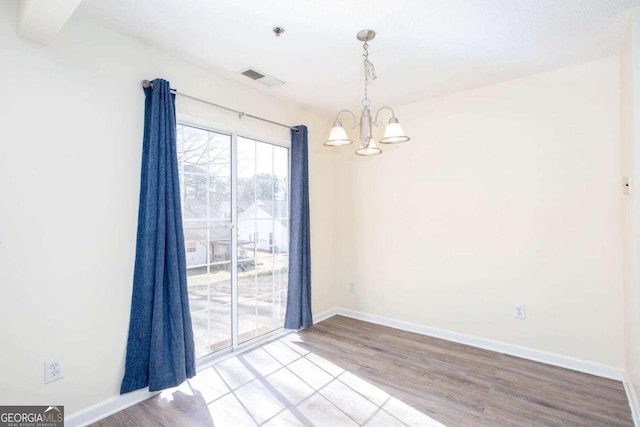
[362,41,377,108]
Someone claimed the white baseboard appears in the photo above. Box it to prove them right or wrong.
[65,387,159,427]
[313,307,339,324]
[624,375,640,427]
[65,306,626,426]
[331,308,624,381]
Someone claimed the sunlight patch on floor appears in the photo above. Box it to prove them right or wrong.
[159,333,446,426]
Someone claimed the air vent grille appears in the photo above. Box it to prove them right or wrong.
[239,68,285,88]
[241,69,266,80]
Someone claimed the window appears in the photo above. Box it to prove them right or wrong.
[186,241,197,253]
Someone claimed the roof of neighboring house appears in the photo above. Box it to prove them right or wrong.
[182,196,228,242]
[182,197,289,242]
[182,195,288,219]
[238,200,288,221]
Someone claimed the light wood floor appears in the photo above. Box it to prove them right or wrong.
[94,316,633,426]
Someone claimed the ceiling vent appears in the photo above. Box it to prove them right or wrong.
[240,68,285,88]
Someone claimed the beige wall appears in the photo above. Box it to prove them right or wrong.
[621,9,640,404]
[0,0,338,415]
[338,56,625,368]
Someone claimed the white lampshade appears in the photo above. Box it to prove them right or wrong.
[380,120,410,144]
[355,139,382,156]
[325,123,352,146]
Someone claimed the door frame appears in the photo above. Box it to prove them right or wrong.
[177,120,291,366]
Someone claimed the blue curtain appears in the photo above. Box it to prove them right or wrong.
[120,78,196,394]
[284,125,313,329]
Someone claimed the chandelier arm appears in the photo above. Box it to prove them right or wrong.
[373,106,397,127]
[335,109,358,128]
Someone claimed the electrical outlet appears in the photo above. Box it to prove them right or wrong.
[44,359,64,384]
[349,282,355,293]
[513,304,526,319]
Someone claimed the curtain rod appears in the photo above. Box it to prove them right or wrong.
[141,80,299,132]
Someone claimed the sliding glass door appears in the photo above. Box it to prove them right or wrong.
[177,124,289,359]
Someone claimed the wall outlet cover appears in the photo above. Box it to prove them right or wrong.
[44,359,64,384]
[513,304,526,319]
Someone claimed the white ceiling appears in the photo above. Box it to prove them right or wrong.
[75,0,637,117]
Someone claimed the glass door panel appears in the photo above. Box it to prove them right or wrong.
[178,125,232,359]
[237,137,289,344]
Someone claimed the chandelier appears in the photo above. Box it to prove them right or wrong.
[325,29,410,156]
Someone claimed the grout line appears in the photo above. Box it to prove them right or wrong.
[261,342,305,367]
[361,406,384,427]
[229,387,260,426]
[236,353,314,426]
[335,372,388,412]
[382,410,411,427]
[313,378,373,426]
[297,352,345,380]
[195,367,232,406]
[206,348,262,425]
